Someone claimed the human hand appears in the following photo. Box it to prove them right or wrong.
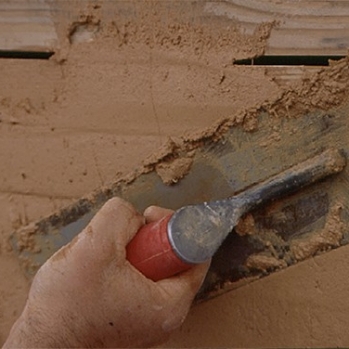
[4,198,210,348]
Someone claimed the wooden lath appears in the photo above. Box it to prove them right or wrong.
[0,0,57,52]
[206,0,349,56]
[1,0,349,56]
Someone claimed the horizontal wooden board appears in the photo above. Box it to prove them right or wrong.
[1,0,349,56]
[0,0,56,51]
[206,0,349,55]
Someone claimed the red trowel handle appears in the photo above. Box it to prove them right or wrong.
[126,214,192,281]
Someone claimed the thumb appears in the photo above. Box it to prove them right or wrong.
[157,260,211,332]
[144,205,173,223]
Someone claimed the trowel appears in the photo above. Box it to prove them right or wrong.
[11,148,346,286]
[10,100,349,302]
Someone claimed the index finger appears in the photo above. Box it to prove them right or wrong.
[77,197,145,264]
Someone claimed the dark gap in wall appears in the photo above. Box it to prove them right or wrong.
[0,51,54,60]
[233,55,346,67]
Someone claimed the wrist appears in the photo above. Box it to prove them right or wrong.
[3,307,38,348]
[4,303,84,348]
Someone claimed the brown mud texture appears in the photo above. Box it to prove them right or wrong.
[2,1,349,347]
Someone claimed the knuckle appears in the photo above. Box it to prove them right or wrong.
[104,197,136,215]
